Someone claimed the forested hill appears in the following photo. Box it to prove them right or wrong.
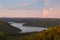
[23,19,60,28]
[0,20,21,33]
[5,25,60,40]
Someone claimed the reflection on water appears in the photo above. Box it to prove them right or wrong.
[9,22,47,32]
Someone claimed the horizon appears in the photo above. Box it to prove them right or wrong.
[0,0,60,18]
[1,16,60,18]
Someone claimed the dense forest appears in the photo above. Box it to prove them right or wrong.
[0,25,60,40]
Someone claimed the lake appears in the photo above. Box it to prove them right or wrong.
[9,22,47,33]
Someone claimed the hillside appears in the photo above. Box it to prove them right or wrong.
[23,20,60,28]
[0,20,60,40]
[0,20,21,33]
[5,25,60,40]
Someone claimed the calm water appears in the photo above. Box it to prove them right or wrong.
[9,22,47,33]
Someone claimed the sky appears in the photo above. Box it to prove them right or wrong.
[0,0,60,18]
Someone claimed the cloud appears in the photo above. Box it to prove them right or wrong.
[0,5,3,8]
[17,2,30,7]
[42,0,60,18]
[32,0,40,2]
[0,5,41,18]
[21,2,29,6]
[42,6,60,18]
[0,5,60,18]
[0,10,41,18]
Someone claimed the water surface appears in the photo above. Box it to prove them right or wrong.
[10,22,47,32]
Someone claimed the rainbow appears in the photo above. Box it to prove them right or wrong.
[42,0,48,18]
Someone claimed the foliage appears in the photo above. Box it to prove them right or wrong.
[0,20,21,33]
[0,32,6,40]
[23,20,60,28]
[0,20,60,40]
[5,25,60,40]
